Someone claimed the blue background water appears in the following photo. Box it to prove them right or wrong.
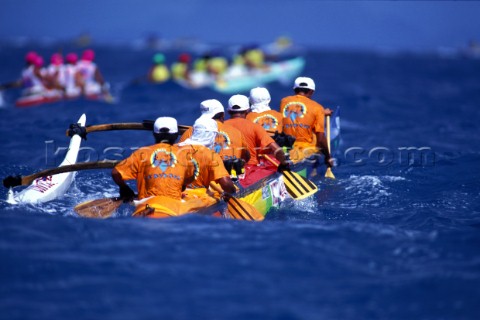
[1,44,479,319]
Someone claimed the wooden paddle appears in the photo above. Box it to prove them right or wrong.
[0,80,21,90]
[66,121,191,137]
[209,183,264,221]
[325,115,336,179]
[263,154,318,200]
[74,197,124,218]
[75,183,266,221]
[3,160,121,188]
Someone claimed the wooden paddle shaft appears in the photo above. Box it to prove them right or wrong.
[66,122,191,136]
[21,160,120,186]
[326,116,331,152]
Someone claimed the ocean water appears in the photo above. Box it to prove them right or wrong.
[1,43,479,320]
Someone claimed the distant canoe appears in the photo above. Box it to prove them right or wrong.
[175,57,306,94]
[15,91,115,108]
[213,57,306,94]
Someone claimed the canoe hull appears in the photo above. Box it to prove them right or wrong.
[15,92,113,108]
[213,57,306,94]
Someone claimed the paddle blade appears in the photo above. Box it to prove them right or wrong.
[74,197,123,218]
[282,170,318,200]
[325,167,336,179]
[227,197,264,221]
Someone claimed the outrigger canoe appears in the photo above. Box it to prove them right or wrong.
[213,57,306,94]
[176,57,306,94]
[73,106,340,219]
[15,91,114,108]
[3,107,340,219]
[6,114,86,204]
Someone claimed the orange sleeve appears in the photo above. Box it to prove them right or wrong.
[178,127,193,142]
[209,152,230,181]
[114,147,150,180]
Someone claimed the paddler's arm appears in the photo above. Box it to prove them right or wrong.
[111,168,135,202]
[217,176,236,195]
[182,173,196,191]
[269,142,291,171]
[241,149,251,164]
[315,132,333,168]
[215,176,236,202]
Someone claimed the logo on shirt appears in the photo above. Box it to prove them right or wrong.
[150,148,178,172]
[253,114,279,130]
[213,130,231,153]
[190,158,200,180]
[283,102,307,122]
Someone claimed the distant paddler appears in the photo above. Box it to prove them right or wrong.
[45,53,65,91]
[76,49,111,98]
[148,53,170,83]
[170,53,192,82]
[1,51,47,96]
[62,53,83,98]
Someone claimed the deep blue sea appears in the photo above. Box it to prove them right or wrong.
[1,42,479,320]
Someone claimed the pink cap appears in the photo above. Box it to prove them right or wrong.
[65,53,78,64]
[179,53,191,63]
[81,49,95,61]
[50,53,63,65]
[25,51,38,64]
[34,56,44,67]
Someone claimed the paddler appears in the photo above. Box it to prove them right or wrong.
[111,117,199,218]
[247,87,283,134]
[76,49,109,97]
[45,53,66,93]
[247,87,295,151]
[0,51,47,96]
[178,99,250,181]
[63,53,82,98]
[225,94,290,188]
[177,117,236,207]
[170,52,192,82]
[148,53,170,83]
[279,77,333,167]
[21,52,47,96]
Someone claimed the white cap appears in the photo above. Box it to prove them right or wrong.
[199,99,225,118]
[228,94,250,112]
[153,117,178,133]
[293,77,315,91]
[249,87,271,109]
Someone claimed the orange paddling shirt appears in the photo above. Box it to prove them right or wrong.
[280,94,326,144]
[114,143,194,200]
[177,143,230,189]
[179,120,248,161]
